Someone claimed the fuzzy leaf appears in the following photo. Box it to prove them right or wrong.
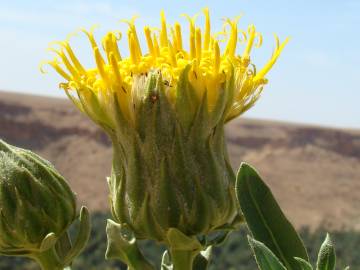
[295,257,313,270]
[248,236,287,270]
[316,234,336,270]
[236,163,309,270]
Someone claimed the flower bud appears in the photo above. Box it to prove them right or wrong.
[0,140,76,256]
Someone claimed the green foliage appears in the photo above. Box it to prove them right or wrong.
[294,257,313,270]
[247,236,286,270]
[0,213,358,269]
[235,163,352,270]
[236,163,308,270]
[316,234,336,270]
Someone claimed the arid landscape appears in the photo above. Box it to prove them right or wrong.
[1,91,359,230]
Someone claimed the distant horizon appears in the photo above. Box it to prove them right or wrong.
[1,0,359,128]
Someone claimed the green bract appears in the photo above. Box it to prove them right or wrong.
[107,69,241,245]
[0,140,76,256]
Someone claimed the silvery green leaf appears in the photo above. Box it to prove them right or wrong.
[295,257,313,270]
[248,236,287,270]
[316,234,336,270]
[236,163,308,270]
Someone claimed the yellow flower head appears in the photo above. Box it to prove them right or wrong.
[44,9,289,243]
[45,8,288,130]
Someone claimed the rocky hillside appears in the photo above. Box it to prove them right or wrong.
[1,91,359,230]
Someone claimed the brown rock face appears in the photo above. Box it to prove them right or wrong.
[1,91,360,230]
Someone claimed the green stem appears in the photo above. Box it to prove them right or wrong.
[170,249,197,270]
[126,252,155,270]
[31,247,64,270]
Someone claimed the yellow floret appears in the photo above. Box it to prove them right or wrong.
[45,8,289,125]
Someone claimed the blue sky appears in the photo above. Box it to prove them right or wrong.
[0,0,359,128]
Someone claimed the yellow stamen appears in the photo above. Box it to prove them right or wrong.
[109,52,122,88]
[46,9,288,126]
[52,49,79,79]
[153,34,160,57]
[214,41,220,74]
[225,18,239,57]
[160,10,168,47]
[255,32,263,48]
[128,32,140,64]
[254,36,290,83]
[47,60,72,81]
[174,23,183,51]
[94,47,109,85]
[144,26,155,57]
[243,25,256,59]
[239,30,247,44]
[195,28,202,61]
[62,42,86,74]
[108,32,122,61]
[122,16,142,57]
[203,8,211,50]
[102,34,114,64]
[168,42,177,67]
[182,14,197,59]
[190,27,196,59]
[81,27,99,50]
[170,27,177,51]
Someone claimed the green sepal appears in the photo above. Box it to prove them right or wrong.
[64,89,85,114]
[55,232,72,262]
[166,228,202,252]
[295,257,313,270]
[236,162,308,270]
[211,65,235,127]
[316,234,336,270]
[248,236,287,270]
[62,206,91,265]
[77,88,112,130]
[175,65,200,133]
[166,228,204,270]
[137,194,164,241]
[39,233,57,253]
[105,219,154,270]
